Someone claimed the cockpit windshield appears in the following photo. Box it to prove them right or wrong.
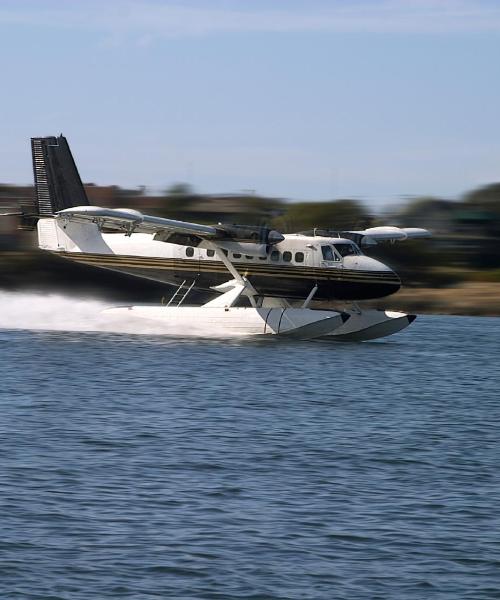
[333,243,360,257]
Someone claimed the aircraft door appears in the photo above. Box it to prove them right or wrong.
[176,244,201,287]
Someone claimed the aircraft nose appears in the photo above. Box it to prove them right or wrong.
[342,255,401,298]
[368,258,401,293]
[369,257,400,278]
[366,257,401,283]
[343,255,395,273]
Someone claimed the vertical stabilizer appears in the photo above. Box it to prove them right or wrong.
[31,135,89,216]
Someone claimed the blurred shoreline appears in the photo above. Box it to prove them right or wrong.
[367,283,500,317]
[1,180,499,316]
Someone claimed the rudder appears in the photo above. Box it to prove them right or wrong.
[31,135,89,216]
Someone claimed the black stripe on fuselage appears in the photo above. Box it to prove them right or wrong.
[59,253,398,281]
[56,251,401,300]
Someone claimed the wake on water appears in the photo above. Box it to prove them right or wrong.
[0,291,232,337]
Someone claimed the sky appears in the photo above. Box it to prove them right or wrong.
[1,0,500,205]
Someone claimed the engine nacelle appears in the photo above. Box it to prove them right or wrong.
[214,224,284,245]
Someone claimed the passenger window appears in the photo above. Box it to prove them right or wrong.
[259,256,267,260]
[271,250,280,261]
[245,255,254,260]
[233,253,241,259]
[283,251,292,262]
[207,249,215,257]
[295,252,304,263]
[321,245,335,261]
[186,247,194,257]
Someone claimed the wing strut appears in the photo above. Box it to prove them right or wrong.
[207,242,258,308]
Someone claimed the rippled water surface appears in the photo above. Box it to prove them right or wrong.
[1,301,500,599]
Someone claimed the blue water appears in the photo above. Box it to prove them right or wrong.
[1,310,500,599]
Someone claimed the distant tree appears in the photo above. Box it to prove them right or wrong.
[399,196,453,217]
[462,183,500,234]
[159,182,197,215]
[393,196,455,234]
[165,182,194,197]
[278,199,371,232]
[464,182,500,208]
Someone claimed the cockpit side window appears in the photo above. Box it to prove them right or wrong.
[321,245,335,261]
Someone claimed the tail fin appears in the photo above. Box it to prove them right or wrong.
[31,135,89,216]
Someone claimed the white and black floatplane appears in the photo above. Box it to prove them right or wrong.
[14,135,431,341]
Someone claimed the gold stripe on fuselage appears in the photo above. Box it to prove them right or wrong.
[57,252,400,284]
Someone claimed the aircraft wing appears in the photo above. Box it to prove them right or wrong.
[57,205,219,237]
[345,226,431,246]
[56,206,284,249]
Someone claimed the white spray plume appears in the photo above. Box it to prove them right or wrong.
[0,291,239,337]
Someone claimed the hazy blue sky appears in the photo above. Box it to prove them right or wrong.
[1,0,500,204]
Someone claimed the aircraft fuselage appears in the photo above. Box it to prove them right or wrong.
[40,219,401,301]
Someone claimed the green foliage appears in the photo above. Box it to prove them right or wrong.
[460,183,500,234]
[165,182,194,196]
[464,183,500,212]
[464,268,500,283]
[276,199,372,232]
[400,196,453,214]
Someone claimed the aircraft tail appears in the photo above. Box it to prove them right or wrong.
[31,135,89,216]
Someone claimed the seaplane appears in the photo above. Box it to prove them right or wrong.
[15,135,431,340]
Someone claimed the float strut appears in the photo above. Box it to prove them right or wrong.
[302,285,318,308]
